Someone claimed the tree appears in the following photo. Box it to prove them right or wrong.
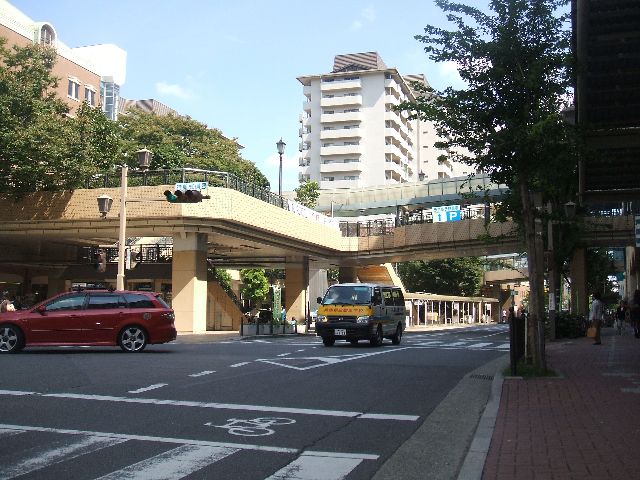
[294,180,320,208]
[0,39,123,197]
[401,0,577,368]
[398,258,484,296]
[240,268,270,306]
[118,109,269,187]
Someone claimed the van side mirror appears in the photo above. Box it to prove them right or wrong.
[317,296,322,304]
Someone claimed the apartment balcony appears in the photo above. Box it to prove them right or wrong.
[384,143,403,161]
[302,100,312,111]
[384,78,401,92]
[300,132,311,144]
[320,179,362,189]
[320,144,362,156]
[385,95,400,108]
[321,95,362,108]
[303,85,312,96]
[320,79,361,92]
[298,157,311,167]
[321,128,362,140]
[320,161,362,173]
[321,112,362,123]
[385,127,402,142]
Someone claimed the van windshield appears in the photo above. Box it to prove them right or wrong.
[322,286,371,305]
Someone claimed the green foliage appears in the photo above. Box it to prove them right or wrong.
[397,257,484,296]
[209,267,233,292]
[240,268,270,304]
[118,109,269,187]
[586,248,618,305]
[554,310,585,339]
[294,180,320,208]
[400,0,578,228]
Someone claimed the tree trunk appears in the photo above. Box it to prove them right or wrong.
[519,182,547,370]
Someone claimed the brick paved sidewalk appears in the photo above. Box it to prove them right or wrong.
[483,327,640,479]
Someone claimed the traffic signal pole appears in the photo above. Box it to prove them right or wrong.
[117,165,128,291]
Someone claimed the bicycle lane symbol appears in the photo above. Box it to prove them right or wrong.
[205,417,296,436]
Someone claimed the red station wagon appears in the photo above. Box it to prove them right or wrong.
[0,290,176,353]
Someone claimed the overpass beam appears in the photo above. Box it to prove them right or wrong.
[285,257,309,324]
[172,233,208,333]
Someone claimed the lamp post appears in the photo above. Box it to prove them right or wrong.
[276,138,286,197]
[96,148,152,291]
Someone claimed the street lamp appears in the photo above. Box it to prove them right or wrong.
[418,171,426,182]
[96,148,152,291]
[276,138,286,197]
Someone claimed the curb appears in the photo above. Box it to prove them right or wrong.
[456,358,506,480]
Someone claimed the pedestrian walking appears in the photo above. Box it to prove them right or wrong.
[630,290,640,339]
[615,299,628,335]
[589,292,604,345]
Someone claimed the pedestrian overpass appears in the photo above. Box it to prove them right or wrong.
[0,170,634,332]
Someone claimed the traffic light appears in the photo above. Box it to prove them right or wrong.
[95,250,107,273]
[163,190,211,203]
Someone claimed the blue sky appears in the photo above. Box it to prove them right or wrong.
[11,0,472,192]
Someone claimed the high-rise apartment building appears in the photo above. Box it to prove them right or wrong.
[297,52,465,190]
[0,0,126,119]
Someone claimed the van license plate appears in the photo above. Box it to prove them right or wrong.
[335,329,346,336]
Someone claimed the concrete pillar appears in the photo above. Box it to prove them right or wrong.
[285,258,309,324]
[571,247,588,316]
[626,246,638,299]
[338,266,358,283]
[47,271,66,297]
[172,233,208,333]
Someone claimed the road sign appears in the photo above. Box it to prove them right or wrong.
[432,205,461,223]
[635,215,640,247]
[175,181,208,192]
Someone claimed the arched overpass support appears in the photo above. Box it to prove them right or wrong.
[284,257,310,325]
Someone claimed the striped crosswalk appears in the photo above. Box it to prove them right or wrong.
[0,424,375,480]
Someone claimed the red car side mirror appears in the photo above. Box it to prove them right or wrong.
[36,305,46,314]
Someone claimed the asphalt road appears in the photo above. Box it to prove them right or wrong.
[0,324,509,479]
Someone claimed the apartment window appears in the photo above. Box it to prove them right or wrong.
[84,87,96,106]
[344,176,359,180]
[344,108,360,113]
[344,76,360,80]
[344,159,359,163]
[344,141,359,146]
[323,94,334,98]
[322,176,335,181]
[345,92,358,96]
[40,25,55,46]
[322,143,334,147]
[323,126,334,130]
[68,78,80,100]
[322,78,335,83]
[324,110,335,115]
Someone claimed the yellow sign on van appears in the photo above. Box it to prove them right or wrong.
[318,305,372,316]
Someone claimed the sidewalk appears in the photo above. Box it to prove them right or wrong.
[482,327,640,479]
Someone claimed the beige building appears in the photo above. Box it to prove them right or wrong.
[0,0,125,118]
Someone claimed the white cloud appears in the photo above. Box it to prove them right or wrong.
[351,5,376,30]
[155,81,193,100]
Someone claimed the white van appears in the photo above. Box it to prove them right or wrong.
[315,283,406,347]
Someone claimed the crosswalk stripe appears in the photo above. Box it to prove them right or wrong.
[95,444,239,480]
[265,453,363,480]
[467,343,493,348]
[414,341,444,346]
[440,341,468,347]
[0,428,24,438]
[496,343,511,349]
[2,434,126,479]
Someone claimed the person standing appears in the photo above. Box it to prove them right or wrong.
[615,299,628,335]
[589,292,605,345]
[630,290,640,339]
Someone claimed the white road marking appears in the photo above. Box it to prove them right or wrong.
[0,391,419,421]
[0,427,25,438]
[496,343,511,349]
[188,370,216,377]
[467,343,493,348]
[128,383,168,394]
[95,444,238,480]
[296,349,306,352]
[277,353,291,357]
[0,423,296,454]
[440,341,468,347]
[256,348,412,371]
[265,453,364,480]
[230,362,250,367]
[1,433,126,479]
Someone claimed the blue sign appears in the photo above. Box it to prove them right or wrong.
[432,205,461,223]
[175,181,208,192]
